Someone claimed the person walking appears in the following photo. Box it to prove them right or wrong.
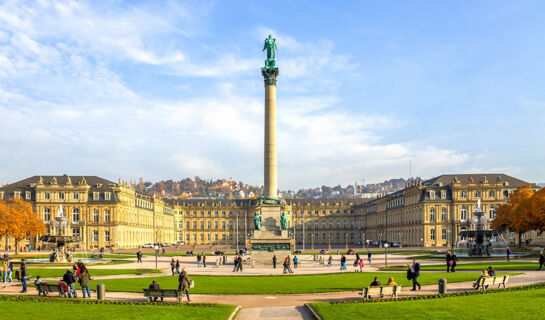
[410,259,421,291]
[202,254,207,268]
[197,254,202,268]
[170,259,176,275]
[358,259,365,272]
[175,259,181,274]
[63,269,77,298]
[162,247,166,256]
[446,251,452,273]
[340,255,347,271]
[367,251,372,264]
[506,247,511,262]
[137,250,143,263]
[293,255,298,268]
[328,255,333,267]
[178,269,191,303]
[79,267,91,298]
[236,255,243,272]
[6,259,13,283]
[283,256,293,274]
[20,259,27,293]
[354,253,360,268]
[451,252,458,272]
[233,255,239,272]
[2,259,7,283]
[538,251,545,271]
[272,255,277,269]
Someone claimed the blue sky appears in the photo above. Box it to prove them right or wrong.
[0,0,544,189]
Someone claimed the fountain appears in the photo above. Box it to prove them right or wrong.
[39,205,80,263]
[456,200,508,257]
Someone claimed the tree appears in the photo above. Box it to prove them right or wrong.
[492,185,535,247]
[529,187,545,232]
[0,198,45,254]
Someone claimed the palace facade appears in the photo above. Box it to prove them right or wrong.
[0,174,536,250]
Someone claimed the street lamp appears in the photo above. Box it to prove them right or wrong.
[236,212,239,253]
[328,233,331,251]
[384,243,389,267]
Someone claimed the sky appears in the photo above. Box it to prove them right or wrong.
[0,0,544,189]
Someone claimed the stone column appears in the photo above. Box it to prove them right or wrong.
[262,68,279,198]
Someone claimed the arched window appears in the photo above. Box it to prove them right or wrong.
[489,207,496,220]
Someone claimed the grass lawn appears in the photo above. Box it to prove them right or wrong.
[0,300,236,320]
[381,261,540,271]
[309,287,545,319]
[87,272,515,294]
[28,268,161,279]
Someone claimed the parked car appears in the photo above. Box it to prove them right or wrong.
[142,243,154,248]
[389,242,400,248]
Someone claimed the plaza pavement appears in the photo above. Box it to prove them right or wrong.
[2,251,545,319]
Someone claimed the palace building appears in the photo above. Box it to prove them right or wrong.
[0,174,535,250]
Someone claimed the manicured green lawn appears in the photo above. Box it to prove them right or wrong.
[28,268,160,279]
[0,300,236,320]
[87,272,515,294]
[381,261,540,271]
[309,287,545,319]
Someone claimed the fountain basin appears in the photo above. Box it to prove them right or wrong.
[26,258,109,264]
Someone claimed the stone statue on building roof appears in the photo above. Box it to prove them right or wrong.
[263,34,278,69]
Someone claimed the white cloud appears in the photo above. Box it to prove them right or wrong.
[0,1,473,189]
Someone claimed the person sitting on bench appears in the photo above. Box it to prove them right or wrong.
[148,280,162,302]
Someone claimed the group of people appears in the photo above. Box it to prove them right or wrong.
[233,255,244,272]
[445,251,458,272]
[196,253,207,268]
[472,266,496,289]
[170,259,182,275]
[2,258,29,292]
[369,276,397,287]
[33,260,91,298]
[148,268,191,303]
[2,258,14,283]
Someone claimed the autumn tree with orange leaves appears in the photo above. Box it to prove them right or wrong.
[492,185,541,247]
[0,198,45,254]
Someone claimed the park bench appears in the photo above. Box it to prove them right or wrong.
[36,283,66,297]
[360,285,402,300]
[143,289,182,303]
[475,275,509,290]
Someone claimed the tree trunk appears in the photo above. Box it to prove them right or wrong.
[519,232,523,248]
[14,238,19,255]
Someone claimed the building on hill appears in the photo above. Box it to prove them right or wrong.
[0,173,537,250]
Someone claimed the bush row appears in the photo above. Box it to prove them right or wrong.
[0,294,218,307]
[329,282,545,305]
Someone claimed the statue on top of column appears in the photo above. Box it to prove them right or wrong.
[263,34,278,69]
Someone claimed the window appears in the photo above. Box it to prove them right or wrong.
[25,191,31,200]
[441,190,446,199]
[193,222,197,229]
[46,226,50,235]
[430,229,436,240]
[460,207,468,221]
[229,222,233,230]
[442,208,447,221]
[503,190,509,200]
[214,211,218,216]
[215,221,219,229]
[105,231,110,242]
[322,234,326,240]
[442,229,447,240]
[215,234,218,241]
[475,191,481,198]
[429,191,435,200]
[509,232,515,239]
[12,191,19,199]
[93,209,99,222]
[489,190,495,198]
[489,207,496,220]
[72,208,80,223]
[105,192,111,200]
[178,221,183,229]
[73,193,79,200]
[44,208,51,222]
[92,231,99,242]
[207,234,211,241]
[186,222,190,229]
[207,221,211,229]
[430,208,436,221]
[93,192,99,200]
[329,222,333,229]
[105,210,110,222]
[72,228,80,237]
[44,193,50,200]
[59,193,65,200]
[222,221,226,229]
[460,191,467,199]
[538,232,542,239]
